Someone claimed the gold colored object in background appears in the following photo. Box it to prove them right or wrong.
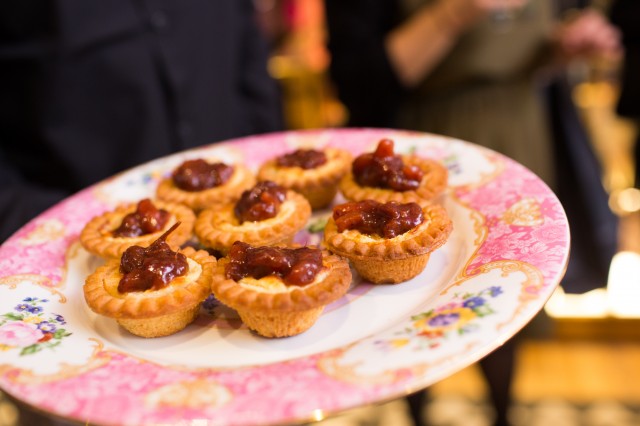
[261,0,347,130]
[269,55,347,129]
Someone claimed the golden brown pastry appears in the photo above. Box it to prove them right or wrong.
[83,224,215,338]
[156,158,255,211]
[210,241,352,337]
[194,181,311,255]
[323,199,453,284]
[257,147,352,209]
[80,198,195,259]
[340,138,448,207]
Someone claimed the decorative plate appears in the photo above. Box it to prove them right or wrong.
[0,129,569,426]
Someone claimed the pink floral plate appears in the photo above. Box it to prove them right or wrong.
[0,129,569,426]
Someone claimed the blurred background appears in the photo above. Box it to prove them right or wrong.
[1,0,639,425]
[263,1,640,425]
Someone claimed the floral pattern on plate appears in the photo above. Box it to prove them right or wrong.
[0,129,569,426]
[0,297,71,356]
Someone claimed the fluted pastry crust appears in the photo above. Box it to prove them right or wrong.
[156,163,256,211]
[79,200,195,259]
[323,203,453,261]
[211,249,351,312]
[194,190,312,254]
[257,148,352,209]
[83,246,215,323]
[339,156,448,207]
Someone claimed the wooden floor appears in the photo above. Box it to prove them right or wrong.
[435,339,640,405]
[513,340,640,404]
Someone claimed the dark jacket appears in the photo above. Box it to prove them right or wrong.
[0,0,282,242]
[325,0,407,127]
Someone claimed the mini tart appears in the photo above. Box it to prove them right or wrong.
[83,247,215,338]
[194,190,312,255]
[323,204,453,284]
[211,248,352,337]
[156,163,256,211]
[339,156,448,207]
[257,148,352,209]
[80,200,195,259]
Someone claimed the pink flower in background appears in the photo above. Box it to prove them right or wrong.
[0,322,44,347]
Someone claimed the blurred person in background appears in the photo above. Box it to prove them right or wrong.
[325,1,620,425]
[0,0,283,244]
[610,0,640,189]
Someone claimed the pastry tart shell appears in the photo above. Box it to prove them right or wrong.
[83,247,215,337]
[156,164,255,212]
[339,155,448,207]
[236,308,324,339]
[79,200,195,259]
[194,190,312,255]
[348,254,431,284]
[323,204,453,284]
[210,249,352,337]
[257,148,352,209]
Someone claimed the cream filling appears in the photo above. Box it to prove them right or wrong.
[238,267,329,294]
[219,165,248,188]
[270,148,345,178]
[215,198,298,232]
[105,257,202,298]
[340,216,432,243]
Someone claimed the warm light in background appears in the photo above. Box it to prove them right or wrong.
[607,251,640,318]
[545,287,609,319]
[609,187,640,215]
[545,251,640,319]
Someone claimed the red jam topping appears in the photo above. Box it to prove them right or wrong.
[172,159,234,191]
[225,241,323,286]
[112,198,170,238]
[333,199,424,239]
[352,139,424,191]
[118,223,188,293]
[234,181,286,223]
[276,149,327,170]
